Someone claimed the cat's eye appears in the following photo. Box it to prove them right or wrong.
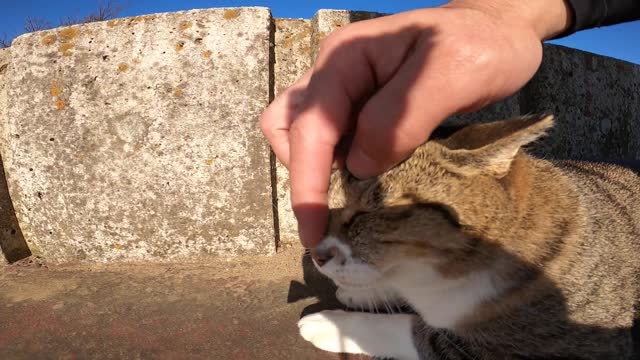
[342,210,365,228]
[418,203,461,228]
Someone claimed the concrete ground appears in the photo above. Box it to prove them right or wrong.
[0,247,373,360]
[3,248,639,360]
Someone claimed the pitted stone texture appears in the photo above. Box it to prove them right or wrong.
[0,48,9,148]
[273,19,312,247]
[274,19,312,95]
[4,8,275,262]
[0,48,31,265]
[522,44,640,159]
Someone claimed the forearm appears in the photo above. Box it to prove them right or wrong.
[444,0,574,40]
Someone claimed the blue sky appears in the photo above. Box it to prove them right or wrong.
[2,0,639,64]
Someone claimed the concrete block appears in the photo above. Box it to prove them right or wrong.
[3,8,275,263]
[0,48,31,265]
[444,97,521,127]
[273,19,312,247]
[310,10,385,61]
[521,44,640,159]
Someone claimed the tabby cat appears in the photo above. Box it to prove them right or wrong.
[298,114,640,359]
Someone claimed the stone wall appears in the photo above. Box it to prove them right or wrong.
[1,8,639,263]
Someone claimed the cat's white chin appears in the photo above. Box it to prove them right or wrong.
[312,235,384,289]
[314,257,383,290]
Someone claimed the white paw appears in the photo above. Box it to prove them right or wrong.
[298,310,368,354]
[336,287,400,311]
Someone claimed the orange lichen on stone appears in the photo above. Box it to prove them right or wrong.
[179,21,192,31]
[42,34,57,46]
[315,31,330,43]
[174,88,184,97]
[280,25,311,49]
[118,63,128,72]
[50,81,62,97]
[58,28,79,42]
[58,43,74,56]
[175,41,185,52]
[223,9,240,20]
[201,50,212,58]
[54,99,65,110]
[128,16,144,25]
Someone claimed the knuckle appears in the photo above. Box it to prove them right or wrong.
[318,28,349,53]
[259,107,275,137]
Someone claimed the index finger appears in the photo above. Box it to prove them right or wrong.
[288,73,351,248]
[289,46,375,247]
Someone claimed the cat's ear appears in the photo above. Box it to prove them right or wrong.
[437,114,554,178]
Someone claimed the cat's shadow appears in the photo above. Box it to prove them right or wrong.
[287,251,344,317]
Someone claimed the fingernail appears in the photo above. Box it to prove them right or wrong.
[293,205,328,248]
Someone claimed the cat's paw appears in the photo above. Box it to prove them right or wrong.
[298,310,368,354]
[336,287,400,311]
[298,310,421,360]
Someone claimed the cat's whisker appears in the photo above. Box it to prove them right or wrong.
[381,293,393,314]
[440,332,477,360]
[371,297,380,315]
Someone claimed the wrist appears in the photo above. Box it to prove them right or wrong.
[443,0,573,40]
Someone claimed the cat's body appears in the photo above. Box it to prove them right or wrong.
[298,115,640,360]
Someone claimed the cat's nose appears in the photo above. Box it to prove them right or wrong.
[310,246,338,267]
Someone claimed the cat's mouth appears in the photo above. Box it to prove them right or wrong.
[331,278,380,290]
[311,236,385,288]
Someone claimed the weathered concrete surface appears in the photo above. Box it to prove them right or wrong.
[0,48,31,265]
[310,10,384,61]
[522,44,640,159]
[0,48,10,151]
[273,19,312,247]
[0,247,367,359]
[3,8,275,263]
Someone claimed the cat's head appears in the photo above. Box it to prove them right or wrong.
[310,114,554,289]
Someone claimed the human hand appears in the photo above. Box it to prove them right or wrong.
[260,0,573,247]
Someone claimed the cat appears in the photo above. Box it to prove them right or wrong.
[297,114,640,360]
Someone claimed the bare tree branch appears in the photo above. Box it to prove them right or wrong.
[59,15,82,27]
[86,0,123,22]
[0,34,11,49]
[59,0,124,27]
[24,16,53,33]
[22,1,125,38]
